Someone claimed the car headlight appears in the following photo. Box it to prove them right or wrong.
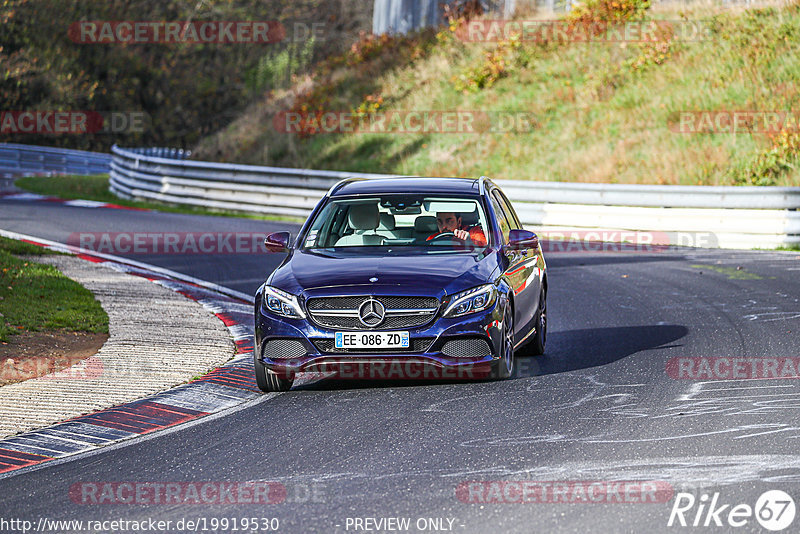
[443,284,497,317]
[262,285,306,319]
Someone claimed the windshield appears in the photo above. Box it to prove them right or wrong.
[301,195,490,251]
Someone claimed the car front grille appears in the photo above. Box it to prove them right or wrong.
[307,296,439,330]
[440,337,492,358]
[312,338,434,354]
[263,339,307,360]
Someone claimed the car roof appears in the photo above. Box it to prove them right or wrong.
[330,177,484,197]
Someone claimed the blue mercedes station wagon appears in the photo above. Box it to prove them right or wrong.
[254,176,547,392]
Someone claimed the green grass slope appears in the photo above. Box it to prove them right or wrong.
[0,238,108,342]
[193,0,800,186]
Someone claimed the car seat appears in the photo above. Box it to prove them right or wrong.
[378,212,401,239]
[413,215,438,242]
[335,203,385,246]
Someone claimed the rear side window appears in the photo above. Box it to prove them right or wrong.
[494,190,521,229]
[489,194,511,244]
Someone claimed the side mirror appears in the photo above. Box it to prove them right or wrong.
[264,231,291,253]
[507,229,539,250]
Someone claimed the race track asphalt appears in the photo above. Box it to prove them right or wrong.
[1,198,799,533]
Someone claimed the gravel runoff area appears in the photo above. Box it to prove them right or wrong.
[0,254,235,438]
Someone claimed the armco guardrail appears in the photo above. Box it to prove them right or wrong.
[109,144,800,249]
[494,180,800,210]
[110,145,398,218]
[0,143,111,176]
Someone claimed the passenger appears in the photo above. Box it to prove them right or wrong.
[427,211,487,246]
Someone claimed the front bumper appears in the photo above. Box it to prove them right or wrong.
[255,302,505,380]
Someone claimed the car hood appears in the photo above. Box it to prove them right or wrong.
[269,248,499,299]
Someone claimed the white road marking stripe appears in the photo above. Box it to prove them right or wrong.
[0,392,280,481]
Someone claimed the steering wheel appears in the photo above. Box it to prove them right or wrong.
[428,232,458,243]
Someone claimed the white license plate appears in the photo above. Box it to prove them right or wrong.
[335,331,409,349]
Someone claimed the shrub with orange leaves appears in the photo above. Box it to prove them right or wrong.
[625,23,675,71]
[286,82,335,138]
[353,93,385,118]
[348,32,397,66]
[567,0,652,36]
[734,129,800,185]
[452,34,521,93]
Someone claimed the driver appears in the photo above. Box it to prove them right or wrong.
[428,212,487,246]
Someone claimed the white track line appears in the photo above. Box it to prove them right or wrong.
[0,228,254,303]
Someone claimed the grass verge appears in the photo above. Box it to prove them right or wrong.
[15,174,304,223]
[0,237,109,343]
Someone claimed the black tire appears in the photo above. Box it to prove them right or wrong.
[254,353,293,392]
[491,303,515,380]
[528,286,547,356]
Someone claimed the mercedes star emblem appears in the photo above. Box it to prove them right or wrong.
[358,298,385,327]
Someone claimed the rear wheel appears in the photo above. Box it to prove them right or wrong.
[254,353,294,392]
[491,304,515,379]
[528,286,547,356]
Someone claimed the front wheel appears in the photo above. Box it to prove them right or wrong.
[491,304,515,380]
[254,354,294,392]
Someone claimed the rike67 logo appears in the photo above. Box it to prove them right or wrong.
[668,490,795,531]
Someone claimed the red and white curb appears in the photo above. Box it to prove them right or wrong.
[0,230,263,477]
[0,192,148,211]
